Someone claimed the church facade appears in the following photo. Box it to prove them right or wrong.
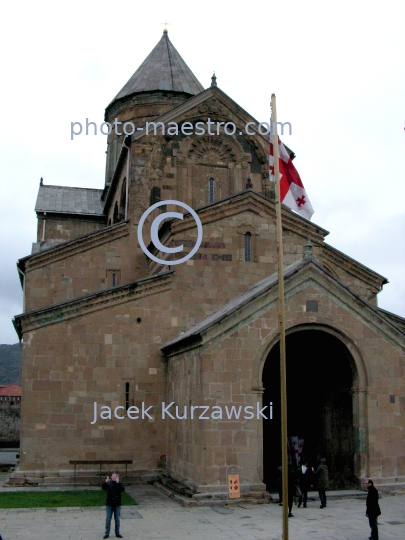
[12,31,405,498]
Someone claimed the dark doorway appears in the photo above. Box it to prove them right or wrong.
[262,328,357,491]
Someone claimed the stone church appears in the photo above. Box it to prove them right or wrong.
[12,31,405,499]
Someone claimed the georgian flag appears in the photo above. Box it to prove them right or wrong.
[269,137,314,220]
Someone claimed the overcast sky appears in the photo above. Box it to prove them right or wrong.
[1,0,404,344]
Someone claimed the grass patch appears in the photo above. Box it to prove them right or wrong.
[0,490,136,509]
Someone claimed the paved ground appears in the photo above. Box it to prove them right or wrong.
[0,480,404,539]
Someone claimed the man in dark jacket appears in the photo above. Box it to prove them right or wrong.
[313,458,329,508]
[365,479,381,540]
[102,472,125,539]
[297,461,312,508]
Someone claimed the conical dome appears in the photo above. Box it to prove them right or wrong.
[113,30,204,102]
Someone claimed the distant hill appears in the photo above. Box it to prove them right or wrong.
[0,344,22,385]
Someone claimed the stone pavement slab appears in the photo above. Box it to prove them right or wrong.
[0,485,404,539]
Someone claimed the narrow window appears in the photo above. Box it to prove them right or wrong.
[106,137,118,184]
[111,273,116,287]
[120,178,127,219]
[150,186,161,206]
[113,202,119,224]
[125,382,130,411]
[208,177,215,203]
[245,232,252,262]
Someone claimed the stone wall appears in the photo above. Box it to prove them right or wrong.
[166,346,265,492]
[24,222,131,312]
[19,282,172,473]
[36,215,105,244]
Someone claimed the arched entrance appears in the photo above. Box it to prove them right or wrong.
[262,327,359,490]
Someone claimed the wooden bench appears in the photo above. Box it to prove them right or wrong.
[69,460,133,483]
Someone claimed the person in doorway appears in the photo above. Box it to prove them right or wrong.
[102,472,125,538]
[313,458,329,508]
[365,479,381,540]
[297,460,312,508]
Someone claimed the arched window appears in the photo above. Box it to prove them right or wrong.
[244,232,252,262]
[208,177,215,204]
[125,382,130,411]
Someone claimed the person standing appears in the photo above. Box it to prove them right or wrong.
[102,472,125,539]
[365,479,381,540]
[297,461,312,508]
[313,458,329,508]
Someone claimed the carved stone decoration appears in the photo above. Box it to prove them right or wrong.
[188,137,237,163]
[176,156,186,166]
[198,98,229,117]
[150,167,162,181]
[237,222,259,236]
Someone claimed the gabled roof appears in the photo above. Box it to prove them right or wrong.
[162,258,307,352]
[112,30,204,103]
[377,307,405,333]
[162,255,405,356]
[13,271,174,340]
[35,185,104,216]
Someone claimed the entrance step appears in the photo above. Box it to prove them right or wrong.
[154,473,271,507]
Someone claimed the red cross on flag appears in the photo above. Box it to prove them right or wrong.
[269,136,314,220]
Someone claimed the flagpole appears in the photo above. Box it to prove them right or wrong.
[271,93,289,540]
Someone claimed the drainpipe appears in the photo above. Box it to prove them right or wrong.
[41,212,46,242]
[123,137,130,220]
[17,267,26,312]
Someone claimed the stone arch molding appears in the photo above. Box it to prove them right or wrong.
[252,322,368,393]
[254,322,371,483]
[180,134,245,163]
[254,321,370,480]
[237,222,259,236]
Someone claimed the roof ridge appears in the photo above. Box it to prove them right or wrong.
[39,185,103,192]
[165,32,175,90]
